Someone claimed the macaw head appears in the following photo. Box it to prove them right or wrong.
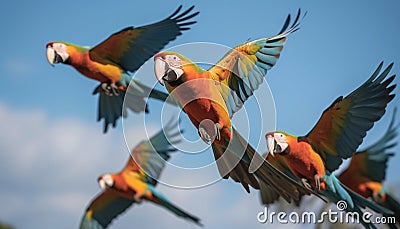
[153,51,192,86]
[265,131,290,156]
[46,42,88,66]
[46,42,71,66]
[97,174,114,190]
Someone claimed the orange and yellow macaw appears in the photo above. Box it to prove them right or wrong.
[339,108,400,222]
[80,123,202,228]
[265,62,396,228]
[46,6,199,132]
[153,10,318,203]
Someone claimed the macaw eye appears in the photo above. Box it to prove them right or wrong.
[173,56,177,60]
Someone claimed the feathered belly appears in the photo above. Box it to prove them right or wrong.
[75,62,122,83]
[284,150,326,182]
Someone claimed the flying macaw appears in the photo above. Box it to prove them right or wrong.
[260,109,400,228]
[265,62,397,228]
[46,5,199,133]
[79,123,202,228]
[153,10,320,203]
[339,107,400,223]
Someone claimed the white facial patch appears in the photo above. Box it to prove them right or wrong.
[274,133,287,144]
[98,174,114,190]
[103,174,113,187]
[165,55,182,68]
[53,43,67,53]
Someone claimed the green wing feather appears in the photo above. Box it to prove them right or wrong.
[127,121,181,185]
[80,189,134,229]
[208,9,304,117]
[355,107,398,182]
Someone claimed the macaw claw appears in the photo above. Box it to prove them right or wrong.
[198,121,221,144]
[373,187,387,203]
[133,193,143,203]
[199,127,212,144]
[301,178,312,189]
[215,123,221,141]
[314,174,321,191]
[101,82,120,96]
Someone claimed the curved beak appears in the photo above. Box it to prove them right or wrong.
[154,57,167,86]
[46,46,56,66]
[46,46,65,66]
[98,179,107,191]
[266,134,275,157]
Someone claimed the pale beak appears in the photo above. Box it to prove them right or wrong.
[154,57,167,86]
[46,46,67,66]
[266,134,275,157]
[99,179,107,190]
[46,46,56,66]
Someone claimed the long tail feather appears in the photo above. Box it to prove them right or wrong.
[149,187,202,226]
[383,194,400,222]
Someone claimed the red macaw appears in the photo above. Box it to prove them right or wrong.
[80,123,202,228]
[339,107,400,223]
[46,5,199,133]
[261,109,400,228]
[153,10,319,203]
[265,62,396,228]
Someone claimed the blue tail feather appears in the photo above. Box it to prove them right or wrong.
[321,172,394,229]
[148,186,202,226]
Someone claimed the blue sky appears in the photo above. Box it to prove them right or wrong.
[0,0,399,228]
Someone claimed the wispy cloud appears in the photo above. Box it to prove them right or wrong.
[0,102,129,228]
[0,102,295,229]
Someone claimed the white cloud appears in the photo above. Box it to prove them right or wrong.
[0,102,364,229]
[0,102,128,228]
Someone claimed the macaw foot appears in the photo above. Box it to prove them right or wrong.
[373,188,387,203]
[314,174,321,191]
[301,178,312,189]
[198,127,212,144]
[215,123,221,141]
[101,82,120,96]
[198,120,221,144]
[133,193,144,204]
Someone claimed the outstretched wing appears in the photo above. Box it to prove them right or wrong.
[208,9,304,117]
[299,62,396,172]
[80,189,134,229]
[122,121,181,186]
[259,153,304,205]
[350,108,398,182]
[89,5,199,73]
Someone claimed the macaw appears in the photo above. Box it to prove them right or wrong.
[153,9,320,204]
[46,5,199,133]
[265,62,396,228]
[339,107,400,223]
[79,123,202,228]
